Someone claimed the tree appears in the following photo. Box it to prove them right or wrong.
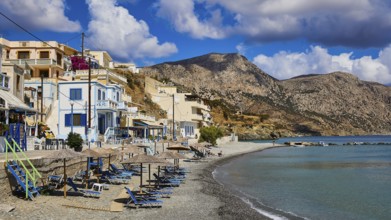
[67,132,83,152]
[199,126,224,146]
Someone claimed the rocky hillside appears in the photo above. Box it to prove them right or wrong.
[142,53,391,138]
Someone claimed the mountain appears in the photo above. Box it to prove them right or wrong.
[142,53,391,138]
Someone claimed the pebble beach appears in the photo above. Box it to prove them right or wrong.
[0,142,275,220]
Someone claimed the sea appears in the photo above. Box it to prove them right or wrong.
[213,135,391,220]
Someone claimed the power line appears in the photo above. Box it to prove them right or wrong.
[0,11,58,50]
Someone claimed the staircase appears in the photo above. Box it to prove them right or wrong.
[4,139,42,200]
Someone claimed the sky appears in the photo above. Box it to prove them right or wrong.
[1,0,391,84]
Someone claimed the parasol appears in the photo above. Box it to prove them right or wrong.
[44,149,85,198]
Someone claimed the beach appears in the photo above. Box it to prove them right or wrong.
[0,142,275,220]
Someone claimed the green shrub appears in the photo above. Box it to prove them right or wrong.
[199,126,224,146]
[67,132,83,152]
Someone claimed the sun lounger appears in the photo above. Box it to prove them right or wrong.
[153,173,181,186]
[67,178,101,198]
[109,164,133,177]
[101,171,131,184]
[47,174,64,189]
[124,187,163,208]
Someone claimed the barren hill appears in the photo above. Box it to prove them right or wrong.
[142,53,391,138]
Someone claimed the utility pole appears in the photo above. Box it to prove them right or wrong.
[40,73,43,122]
[81,32,85,59]
[88,57,91,148]
[172,94,175,140]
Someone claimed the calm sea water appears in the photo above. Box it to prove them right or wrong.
[213,136,391,220]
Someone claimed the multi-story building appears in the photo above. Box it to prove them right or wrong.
[145,77,212,140]
[57,80,129,141]
[0,37,79,123]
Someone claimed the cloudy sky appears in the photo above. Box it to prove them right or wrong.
[1,0,391,83]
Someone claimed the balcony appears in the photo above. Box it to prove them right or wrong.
[191,113,204,121]
[96,100,117,111]
[117,101,128,111]
[75,69,127,84]
[8,59,60,66]
[129,112,156,121]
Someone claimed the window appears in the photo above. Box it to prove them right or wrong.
[40,70,49,77]
[6,50,10,59]
[56,53,62,66]
[40,51,49,59]
[16,75,20,91]
[116,92,120,102]
[98,90,101,100]
[70,88,82,100]
[17,51,30,59]
[65,113,87,126]
[102,91,106,100]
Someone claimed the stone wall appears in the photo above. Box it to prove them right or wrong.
[0,155,116,200]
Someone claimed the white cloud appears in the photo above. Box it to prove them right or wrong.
[0,0,81,32]
[236,43,247,55]
[155,0,226,39]
[253,45,391,84]
[86,0,177,60]
[155,0,391,47]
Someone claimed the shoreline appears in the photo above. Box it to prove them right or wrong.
[200,144,275,220]
[0,142,278,220]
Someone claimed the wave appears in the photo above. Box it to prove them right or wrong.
[213,168,306,220]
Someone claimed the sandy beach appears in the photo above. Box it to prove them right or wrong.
[0,142,275,220]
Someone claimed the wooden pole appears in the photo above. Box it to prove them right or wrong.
[63,159,67,198]
[140,162,143,193]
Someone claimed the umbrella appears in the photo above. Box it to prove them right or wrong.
[94,148,118,170]
[121,154,166,192]
[157,151,188,160]
[158,151,188,172]
[167,144,191,151]
[82,149,106,184]
[118,145,143,161]
[44,149,85,198]
[157,139,169,152]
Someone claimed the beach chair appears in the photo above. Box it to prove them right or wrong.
[67,178,101,198]
[153,173,181,187]
[47,174,63,189]
[109,164,134,177]
[102,171,131,185]
[124,187,163,208]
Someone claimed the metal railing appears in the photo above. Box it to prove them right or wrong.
[4,139,42,199]
[8,59,59,66]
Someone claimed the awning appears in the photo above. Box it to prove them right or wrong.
[133,120,163,129]
[0,89,36,112]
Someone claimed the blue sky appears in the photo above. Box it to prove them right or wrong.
[1,0,391,84]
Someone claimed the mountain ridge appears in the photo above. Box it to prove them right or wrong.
[142,53,391,138]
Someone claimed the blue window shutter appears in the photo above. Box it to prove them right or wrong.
[65,114,71,126]
[77,89,82,99]
[81,114,87,126]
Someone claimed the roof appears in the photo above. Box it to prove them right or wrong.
[0,89,36,112]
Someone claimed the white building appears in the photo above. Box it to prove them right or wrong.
[57,81,128,142]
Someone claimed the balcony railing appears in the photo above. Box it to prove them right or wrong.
[117,101,128,111]
[75,69,127,83]
[8,59,59,66]
[191,114,203,121]
[96,100,117,110]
